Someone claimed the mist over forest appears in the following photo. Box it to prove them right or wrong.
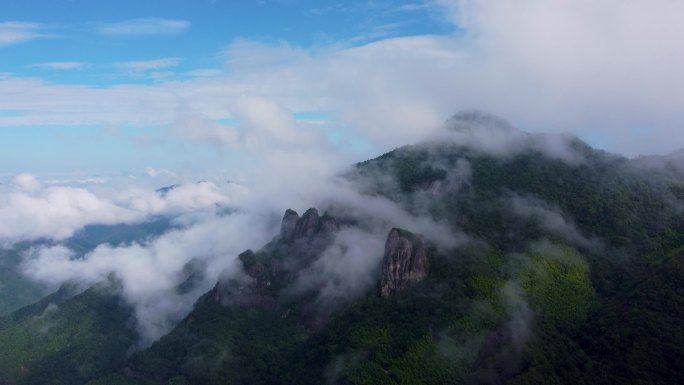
[1,1,683,384]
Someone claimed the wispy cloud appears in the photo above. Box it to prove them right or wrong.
[0,22,48,46]
[115,58,182,71]
[30,61,87,70]
[395,2,433,12]
[185,69,223,78]
[97,18,190,37]
[348,23,403,44]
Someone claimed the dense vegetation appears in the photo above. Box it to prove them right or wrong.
[0,283,137,385]
[1,129,683,384]
[0,246,49,316]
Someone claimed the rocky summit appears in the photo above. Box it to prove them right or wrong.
[280,208,339,243]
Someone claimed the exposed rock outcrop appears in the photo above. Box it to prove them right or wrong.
[281,208,339,242]
[214,208,340,307]
[380,228,428,297]
[213,250,276,307]
[280,209,300,239]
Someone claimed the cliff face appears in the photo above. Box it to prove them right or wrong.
[281,208,338,242]
[215,208,339,307]
[380,228,428,297]
[280,209,300,239]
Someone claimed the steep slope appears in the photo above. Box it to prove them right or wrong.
[91,208,342,385]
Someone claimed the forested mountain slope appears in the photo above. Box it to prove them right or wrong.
[3,116,683,384]
[90,119,684,385]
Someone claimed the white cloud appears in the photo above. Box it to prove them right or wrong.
[115,58,182,71]
[170,111,240,146]
[294,227,386,303]
[170,95,334,185]
[396,3,433,12]
[0,185,138,243]
[11,173,41,191]
[97,18,190,37]
[30,61,86,70]
[230,95,317,147]
[144,167,175,178]
[429,0,684,154]
[0,22,47,46]
[22,210,277,344]
[0,175,240,245]
[185,69,223,78]
[213,36,470,148]
[0,78,183,127]
[505,193,602,250]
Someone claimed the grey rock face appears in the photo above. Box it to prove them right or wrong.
[215,208,340,307]
[280,209,300,239]
[282,208,339,242]
[380,228,428,297]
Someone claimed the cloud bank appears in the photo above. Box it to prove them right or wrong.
[0,175,241,245]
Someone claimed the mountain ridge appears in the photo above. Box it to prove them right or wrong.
[1,121,682,385]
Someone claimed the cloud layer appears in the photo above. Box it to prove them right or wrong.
[0,174,242,245]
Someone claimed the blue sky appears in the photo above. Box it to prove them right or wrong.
[2,0,450,85]
[1,0,683,178]
[0,0,453,176]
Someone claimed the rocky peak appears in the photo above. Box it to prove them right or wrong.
[214,209,340,308]
[380,228,428,297]
[280,209,300,239]
[280,208,339,242]
[295,208,321,238]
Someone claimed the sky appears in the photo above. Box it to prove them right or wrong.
[1,0,683,179]
[0,0,453,177]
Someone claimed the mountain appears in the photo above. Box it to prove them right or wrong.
[2,117,684,384]
[63,217,174,256]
